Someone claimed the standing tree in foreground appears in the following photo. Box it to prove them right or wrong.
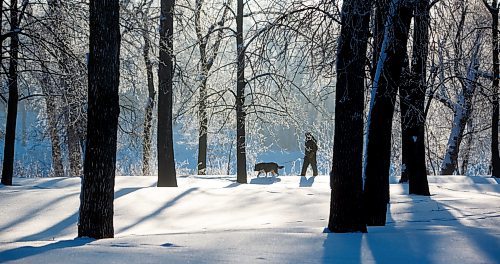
[482,0,500,178]
[364,0,413,226]
[157,0,177,187]
[400,0,430,194]
[78,0,121,239]
[328,0,372,233]
[236,0,247,183]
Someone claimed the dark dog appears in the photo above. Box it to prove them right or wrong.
[254,162,284,177]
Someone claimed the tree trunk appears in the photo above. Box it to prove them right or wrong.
[236,0,247,183]
[371,0,390,80]
[364,0,412,226]
[78,0,121,239]
[328,0,371,233]
[460,119,473,175]
[197,78,208,175]
[485,1,500,178]
[48,0,83,177]
[1,0,19,186]
[440,33,482,175]
[195,1,230,175]
[157,0,177,187]
[40,65,65,177]
[402,0,430,195]
[195,0,208,175]
[399,59,411,183]
[142,11,155,176]
[67,116,82,177]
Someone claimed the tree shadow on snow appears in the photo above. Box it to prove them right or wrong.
[364,193,500,263]
[117,187,199,234]
[15,185,155,242]
[0,238,92,262]
[321,230,363,263]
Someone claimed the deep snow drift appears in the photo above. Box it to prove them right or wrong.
[0,174,499,263]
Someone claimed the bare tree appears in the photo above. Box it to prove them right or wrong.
[399,0,431,195]
[78,0,121,239]
[236,0,247,183]
[364,0,413,226]
[157,0,177,187]
[1,0,28,185]
[482,0,500,178]
[328,0,371,233]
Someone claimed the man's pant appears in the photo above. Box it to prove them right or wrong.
[301,154,318,176]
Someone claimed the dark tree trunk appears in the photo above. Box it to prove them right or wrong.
[399,59,411,183]
[405,0,430,195]
[371,0,390,80]
[364,0,412,226]
[484,1,500,178]
[1,0,19,186]
[328,0,371,233]
[157,0,177,187]
[236,0,247,183]
[142,13,155,176]
[78,0,121,239]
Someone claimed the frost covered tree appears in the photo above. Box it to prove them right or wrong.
[439,3,483,175]
[78,0,121,239]
[328,0,371,233]
[194,0,231,175]
[235,0,247,183]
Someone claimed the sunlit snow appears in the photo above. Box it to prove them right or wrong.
[0,174,499,263]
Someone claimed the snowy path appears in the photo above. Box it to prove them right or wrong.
[0,175,499,263]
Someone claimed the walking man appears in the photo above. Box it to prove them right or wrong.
[301,132,318,176]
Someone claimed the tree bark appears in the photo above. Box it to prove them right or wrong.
[195,0,208,175]
[460,119,473,175]
[364,0,413,226]
[371,0,390,80]
[78,0,121,239]
[157,0,177,187]
[1,0,19,186]
[236,0,247,183]
[483,0,500,178]
[66,116,82,177]
[40,65,65,177]
[142,7,155,176]
[399,59,411,183]
[402,0,430,195]
[328,0,371,233]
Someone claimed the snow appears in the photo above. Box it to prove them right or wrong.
[0,174,499,263]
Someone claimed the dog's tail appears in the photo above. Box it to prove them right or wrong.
[278,165,284,169]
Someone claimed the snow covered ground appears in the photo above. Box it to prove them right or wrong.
[0,174,499,263]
